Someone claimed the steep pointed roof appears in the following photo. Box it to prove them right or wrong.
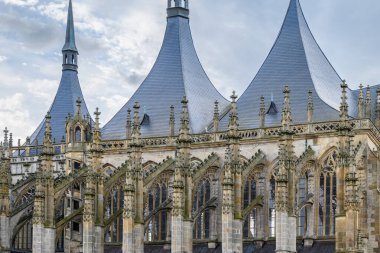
[220,0,356,129]
[102,3,229,139]
[62,0,77,52]
[30,0,91,145]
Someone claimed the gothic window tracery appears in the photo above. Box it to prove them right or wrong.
[318,150,337,237]
[105,184,124,243]
[297,174,308,237]
[193,179,212,240]
[269,176,276,237]
[243,175,258,238]
[145,183,169,242]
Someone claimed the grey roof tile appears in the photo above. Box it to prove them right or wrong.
[101,9,229,140]
[219,0,357,130]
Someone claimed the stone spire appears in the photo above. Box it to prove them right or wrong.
[358,84,364,118]
[228,91,239,140]
[213,101,219,132]
[307,90,314,123]
[131,103,142,146]
[126,108,132,139]
[178,96,191,143]
[365,85,371,118]
[3,128,8,149]
[62,0,78,71]
[259,96,266,128]
[169,105,175,137]
[42,112,54,155]
[75,97,82,118]
[91,108,102,155]
[376,88,380,129]
[340,81,349,122]
[281,86,292,133]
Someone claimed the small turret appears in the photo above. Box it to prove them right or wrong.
[167,0,189,18]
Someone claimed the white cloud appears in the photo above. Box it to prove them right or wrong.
[0,93,36,141]
[0,56,7,62]
[2,0,38,6]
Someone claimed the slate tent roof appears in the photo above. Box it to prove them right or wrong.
[29,0,91,145]
[101,3,229,140]
[220,0,357,130]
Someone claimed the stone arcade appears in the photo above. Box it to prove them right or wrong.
[1,0,380,252]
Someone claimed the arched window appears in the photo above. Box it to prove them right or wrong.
[193,180,212,240]
[269,176,276,237]
[145,183,168,242]
[297,175,308,236]
[72,54,75,64]
[105,186,124,243]
[318,151,337,236]
[13,219,33,251]
[75,127,81,142]
[65,54,68,64]
[243,176,258,238]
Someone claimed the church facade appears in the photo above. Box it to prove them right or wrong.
[1,0,380,253]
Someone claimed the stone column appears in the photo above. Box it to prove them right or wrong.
[0,157,11,252]
[94,174,104,253]
[275,86,296,253]
[183,174,193,253]
[32,174,45,253]
[171,168,184,253]
[222,162,234,253]
[123,168,135,253]
[83,174,95,253]
[304,173,315,246]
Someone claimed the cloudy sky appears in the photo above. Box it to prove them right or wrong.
[1,0,380,142]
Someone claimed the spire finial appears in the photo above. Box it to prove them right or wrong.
[228,92,239,139]
[93,108,101,145]
[62,0,78,71]
[3,128,8,148]
[126,108,132,139]
[169,105,175,137]
[43,112,54,154]
[281,85,292,132]
[76,97,82,117]
[365,85,372,118]
[178,96,190,142]
[375,88,380,129]
[340,80,349,122]
[307,90,314,123]
[259,96,266,128]
[131,102,141,144]
[213,101,219,132]
[358,84,364,118]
